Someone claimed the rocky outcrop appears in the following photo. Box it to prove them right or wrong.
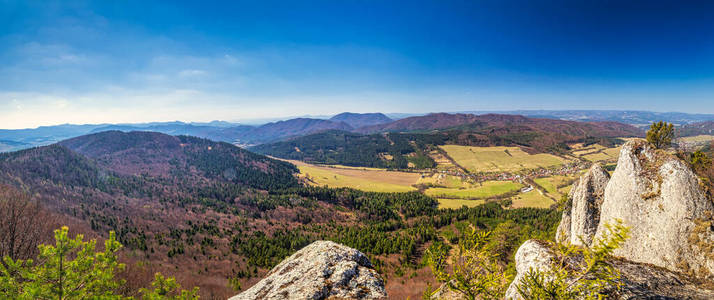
[230,241,387,300]
[556,164,610,246]
[504,239,714,299]
[508,140,714,298]
[554,177,576,244]
[596,140,714,279]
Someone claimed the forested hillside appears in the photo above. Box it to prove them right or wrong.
[59,131,299,190]
[252,130,439,169]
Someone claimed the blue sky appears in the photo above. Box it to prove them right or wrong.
[2,0,714,128]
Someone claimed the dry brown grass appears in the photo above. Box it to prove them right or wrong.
[289,159,421,191]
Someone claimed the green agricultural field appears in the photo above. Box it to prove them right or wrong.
[417,173,470,188]
[534,175,576,199]
[571,144,606,156]
[510,190,554,208]
[580,146,621,162]
[439,145,566,173]
[292,159,568,210]
[424,180,522,199]
[570,141,629,163]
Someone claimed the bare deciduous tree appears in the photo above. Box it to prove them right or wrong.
[0,184,55,261]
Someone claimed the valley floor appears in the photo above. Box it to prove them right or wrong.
[282,141,629,210]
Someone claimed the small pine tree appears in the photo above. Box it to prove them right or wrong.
[0,226,125,299]
[426,229,510,300]
[228,276,242,292]
[139,273,199,300]
[0,226,199,299]
[691,150,712,171]
[646,121,675,149]
[516,219,630,299]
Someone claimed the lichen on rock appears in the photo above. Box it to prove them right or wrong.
[505,239,714,299]
[229,240,387,300]
[596,140,714,279]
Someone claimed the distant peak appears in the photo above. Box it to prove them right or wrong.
[329,112,392,129]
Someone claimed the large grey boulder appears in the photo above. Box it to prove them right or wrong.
[230,241,387,300]
[595,140,714,279]
[556,164,610,246]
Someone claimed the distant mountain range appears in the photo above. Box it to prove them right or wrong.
[0,122,252,152]
[88,123,255,144]
[460,110,714,127]
[357,113,642,137]
[253,113,642,169]
[240,118,353,145]
[2,110,712,153]
[0,113,393,152]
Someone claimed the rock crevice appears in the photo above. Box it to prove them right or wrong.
[556,163,610,246]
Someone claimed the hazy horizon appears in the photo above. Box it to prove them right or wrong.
[2,108,714,130]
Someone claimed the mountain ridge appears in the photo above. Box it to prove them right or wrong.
[4,110,705,153]
[239,118,353,145]
[329,112,392,129]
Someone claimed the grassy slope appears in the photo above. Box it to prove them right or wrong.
[571,144,622,162]
[533,175,573,199]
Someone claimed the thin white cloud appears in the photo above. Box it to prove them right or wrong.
[178,69,206,77]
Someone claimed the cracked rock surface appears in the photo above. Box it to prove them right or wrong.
[556,163,610,246]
